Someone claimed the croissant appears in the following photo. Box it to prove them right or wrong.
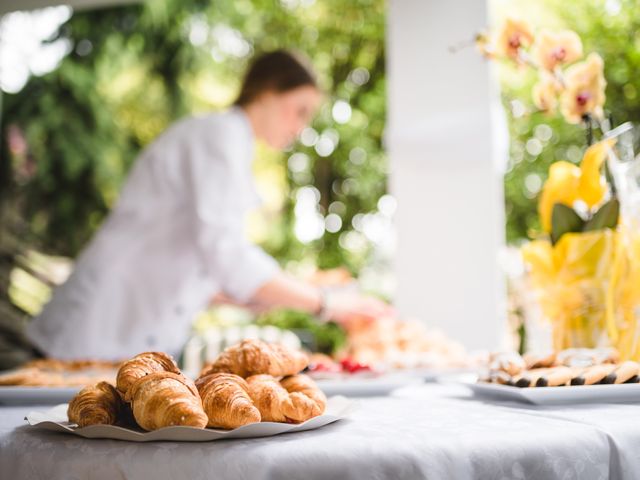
[195,373,261,429]
[281,374,327,415]
[202,339,309,378]
[67,381,122,427]
[127,371,208,430]
[116,351,181,398]
[247,374,325,424]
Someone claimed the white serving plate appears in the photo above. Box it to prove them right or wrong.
[465,381,640,405]
[407,367,480,382]
[25,395,356,442]
[315,374,423,397]
[0,386,82,405]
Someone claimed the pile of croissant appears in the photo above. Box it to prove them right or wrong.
[67,339,326,430]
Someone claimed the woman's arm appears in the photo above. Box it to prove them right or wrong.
[250,272,323,313]
[235,272,395,327]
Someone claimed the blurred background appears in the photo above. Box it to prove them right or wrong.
[1,0,640,359]
[0,0,389,357]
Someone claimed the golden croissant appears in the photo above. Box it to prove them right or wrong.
[116,351,181,397]
[247,374,325,424]
[202,339,309,378]
[127,371,208,431]
[67,381,123,427]
[281,374,327,415]
[195,373,261,429]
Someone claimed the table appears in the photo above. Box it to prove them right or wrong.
[1,383,639,480]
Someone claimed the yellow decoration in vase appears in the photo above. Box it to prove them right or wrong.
[538,138,615,232]
[474,17,640,359]
[524,229,640,359]
[538,161,580,232]
[578,138,615,208]
[524,138,640,360]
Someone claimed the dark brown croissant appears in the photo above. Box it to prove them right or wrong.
[67,381,123,427]
[127,371,208,430]
[116,351,181,398]
[201,339,309,378]
[195,373,261,429]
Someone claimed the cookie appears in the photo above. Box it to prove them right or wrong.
[523,352,556,370]
[600,361,640,384]
[489,352,525,377]
[535,366,572,387]
[570,364,616,385]
[513,368,549,388]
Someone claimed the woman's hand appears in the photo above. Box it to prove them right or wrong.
[218,272,396,327]
[322,290,396,330]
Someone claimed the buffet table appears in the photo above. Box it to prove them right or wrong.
[1,383,638,480]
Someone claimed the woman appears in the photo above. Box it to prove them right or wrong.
[25,50,393,361]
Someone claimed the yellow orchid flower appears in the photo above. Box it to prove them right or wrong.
[538,161,581,232]
[494,17,534,61]
[560,53,607,124]
[577,138,615,208]
[531,29,583,72]
[532,72,562,113]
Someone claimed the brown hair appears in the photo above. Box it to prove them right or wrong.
[234,49,317,106]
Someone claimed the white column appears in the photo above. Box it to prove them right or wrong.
[387,0,508,350]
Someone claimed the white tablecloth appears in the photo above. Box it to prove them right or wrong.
[1,383,638,480]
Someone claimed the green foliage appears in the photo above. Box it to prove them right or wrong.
[550,203,585,245]
[549,198,619,245]
[583,198,619,232]
[1,0,386,276]
[501,0,640,243]
[256,308,347,354]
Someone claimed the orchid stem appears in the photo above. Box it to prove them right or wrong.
[583,114,594,146]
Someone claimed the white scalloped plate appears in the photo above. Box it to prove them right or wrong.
[24,395,357,441]
[465,381,640,405]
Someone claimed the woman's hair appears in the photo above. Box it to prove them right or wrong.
[234,49,317,106]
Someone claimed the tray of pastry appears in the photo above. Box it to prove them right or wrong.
[25,340,356,440]
[306,354,424,396]
[466,348,640,405]
[313,374,423,397]
[0,359,120,405]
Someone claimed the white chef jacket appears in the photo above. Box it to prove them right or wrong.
[26,107,280,360]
